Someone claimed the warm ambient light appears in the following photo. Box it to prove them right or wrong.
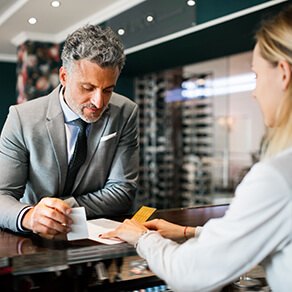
[118,28,125,35]
[51,1,61,8]
[28,17,37,24]
[181,73,257,99]
[187,0,196,6]
[165,73,257,102]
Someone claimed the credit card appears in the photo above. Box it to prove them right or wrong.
[131,206,156,223]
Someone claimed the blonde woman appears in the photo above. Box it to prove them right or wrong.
[102,6,292,292]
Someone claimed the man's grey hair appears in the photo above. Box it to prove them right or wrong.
[61,24,125,73]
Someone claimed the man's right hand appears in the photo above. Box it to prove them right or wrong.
[22,197,73,235]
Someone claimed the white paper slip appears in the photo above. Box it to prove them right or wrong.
[67,207,89,241]
[87,218,124,245]
[66,208,124,244]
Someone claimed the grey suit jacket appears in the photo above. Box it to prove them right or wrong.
[0,85,139,232]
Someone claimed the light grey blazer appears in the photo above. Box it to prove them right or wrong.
[0,85,139,232]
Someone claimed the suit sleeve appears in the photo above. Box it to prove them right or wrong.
[0,106,31,231]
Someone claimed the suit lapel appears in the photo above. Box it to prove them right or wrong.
[88,111,110,161]
[45,85,68,195]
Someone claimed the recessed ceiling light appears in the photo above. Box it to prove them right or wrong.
[187,0,196,6]
[28,17,37,24]
[51,1,61,8]
[146,15,154,22]
[118,28,125,36]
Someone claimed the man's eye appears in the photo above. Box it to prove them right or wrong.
[83,86,92,91]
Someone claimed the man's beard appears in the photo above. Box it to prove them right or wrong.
[64,92,110,123]
[75,103,109,123]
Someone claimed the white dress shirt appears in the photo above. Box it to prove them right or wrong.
[59,87,90,163]
[137,147,292,292]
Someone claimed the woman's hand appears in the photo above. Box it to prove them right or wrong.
[101,218,196,245]
[101,219,148,245]
[144,219,195,242]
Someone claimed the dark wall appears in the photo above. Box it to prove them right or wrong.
[122,1,289,77]
[115,75,135,101]
[113,1,291,100]
[0,62,17,131]
[196,0,271,23]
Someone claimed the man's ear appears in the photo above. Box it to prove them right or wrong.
[279,60,291,91]
[59,66,68,87]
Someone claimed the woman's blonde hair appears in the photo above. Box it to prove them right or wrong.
[256,5,292,159]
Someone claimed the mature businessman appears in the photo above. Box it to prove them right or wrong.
[0,25,139,235]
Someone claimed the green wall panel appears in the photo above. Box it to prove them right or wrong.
[0,62,16,131]
[122,1,289,76]
[115,74,135,101]
[196,0,275,24]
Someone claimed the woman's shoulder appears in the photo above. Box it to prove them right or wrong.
[249,147,292,189]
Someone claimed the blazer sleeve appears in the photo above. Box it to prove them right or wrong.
[0,106,31,231]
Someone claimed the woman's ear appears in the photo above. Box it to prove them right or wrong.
[278,60,291,91]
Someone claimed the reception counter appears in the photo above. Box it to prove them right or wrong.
[0,204,268,291]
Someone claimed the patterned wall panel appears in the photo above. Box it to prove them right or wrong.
[16,41,61,103]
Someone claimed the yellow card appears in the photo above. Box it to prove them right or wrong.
[132,206,156,223]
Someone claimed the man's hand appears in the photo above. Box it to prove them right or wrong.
[22,197,73,235]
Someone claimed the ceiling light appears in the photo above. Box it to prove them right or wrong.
[187,0,196,6]
[51,1,61,8]
[146,15,154,22]
[28,17,37,25]
[118,29,125,36]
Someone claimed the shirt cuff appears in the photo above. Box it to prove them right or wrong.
[136,231,162,258]
[195,226,203,238]
[63,197,79,208]
[17,206,33,233]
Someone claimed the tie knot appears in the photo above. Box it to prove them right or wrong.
[74,118,88,131]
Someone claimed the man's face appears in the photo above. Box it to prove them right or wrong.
[59,59,120,123]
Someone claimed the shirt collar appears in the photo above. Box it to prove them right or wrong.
[59,87,79,123]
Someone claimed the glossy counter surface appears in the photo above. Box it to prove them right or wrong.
[0,204,229,273]
[0,204,269,291]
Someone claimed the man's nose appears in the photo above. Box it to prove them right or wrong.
[90,90,103,108]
